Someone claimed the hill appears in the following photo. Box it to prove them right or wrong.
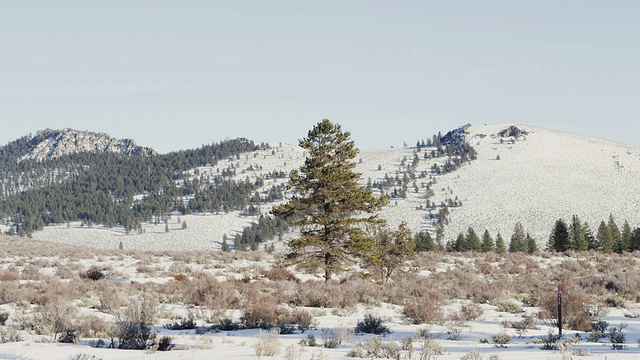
[2,124,639,251]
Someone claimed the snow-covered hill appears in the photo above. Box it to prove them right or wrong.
[29,124,640,251]
[438,124,640,244]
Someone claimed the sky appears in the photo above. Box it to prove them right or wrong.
[1,1,639,154]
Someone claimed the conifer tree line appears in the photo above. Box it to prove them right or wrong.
[407,214,640,256]
[0,137,286,237]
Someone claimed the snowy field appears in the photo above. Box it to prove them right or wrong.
[2,236,640,360]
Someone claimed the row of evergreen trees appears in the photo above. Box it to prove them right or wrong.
[547,214,640,253]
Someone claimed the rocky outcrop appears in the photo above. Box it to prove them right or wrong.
[23,129,156,161]
[499,126,528,139]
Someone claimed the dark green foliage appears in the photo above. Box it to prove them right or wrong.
[525,233,538,254]
[597,221,614,253]
[157,335,173,351]
[629,228,640,252]
[508,222,527,253]
[272,120,388,282]
[569,215,588,251]
[480,230,495,253]
[548,219,570,252]
[466,227,481,252]
[0,138,267,235]
[609,215,623,253]
[621,221,632,252]
[414,231,438,252]
[495,233,506,255]
[164,317,197,330]
[369,222,415,284]
[221,238,231,252]
[355,314,390,335]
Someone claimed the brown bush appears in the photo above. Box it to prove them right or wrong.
[536,283,593,332]
[241,294,282,329]
[263,267,298,282]
[0,271,21,282]
[403,294,445,325]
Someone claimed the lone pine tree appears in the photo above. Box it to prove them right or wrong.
[272,119,388,282]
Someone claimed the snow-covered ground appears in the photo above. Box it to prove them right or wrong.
[1,238,640,360]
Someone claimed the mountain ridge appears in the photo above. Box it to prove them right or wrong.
[5,128,157,161]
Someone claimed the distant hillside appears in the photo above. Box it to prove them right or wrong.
[0,128,156,161]
[436,124,640,245]
[3,123,640,252]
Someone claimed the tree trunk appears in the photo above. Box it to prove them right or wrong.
[324,252,332,283]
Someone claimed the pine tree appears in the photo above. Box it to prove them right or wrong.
[568,215,588,251]
[548,218,569,252]
[584,221,597,250]
[415,231,437,252]
[621,220,632,253]
[221,238,231,252]
[525,233,537,254]
[609,214,623,254]
[495,232,506,255]
[466,226,482,252]
[480,229,495,253]
[508,222,527,252]
[630,228,640,252]
[272,119,388,282]
[453,233,466,252]
[597,221,613,253]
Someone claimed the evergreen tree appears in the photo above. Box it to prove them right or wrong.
[621,220,632,252]
[272,119,388,282]
[548,218,569,252]
[608,214,623,254]
[568,215,588,251]
[508,222,527,252]
[525,233,537,254]
[414,231,437,252]
[369,222,415,284]
[584,221,597,250]
[221,239,231,252]
[596,220,613,253]
[495,232,506,255]
[465,226,482,252]
[453,233,466,252]
[480,229,495,253]
[630,228,640,252]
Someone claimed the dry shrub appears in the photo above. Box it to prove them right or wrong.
[263,267,298,282]
[33,296,78,342]
[460,303,484,321]
[403,294,445,325]
[0,270,21,282]
[76,315,107,338]
[537,283,593,332]
[255,330,282,358]
[242,294,283,329]
[312,281,360,309]
[0,281,21,304]
[291,309,315,332]
[172,273,241,309]
[94,281,127,314]
[172,274,188,282]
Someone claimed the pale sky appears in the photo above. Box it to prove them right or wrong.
[1,1,639,153]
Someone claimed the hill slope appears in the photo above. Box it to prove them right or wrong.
[11,124,640,251]
[437,124,640,244]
